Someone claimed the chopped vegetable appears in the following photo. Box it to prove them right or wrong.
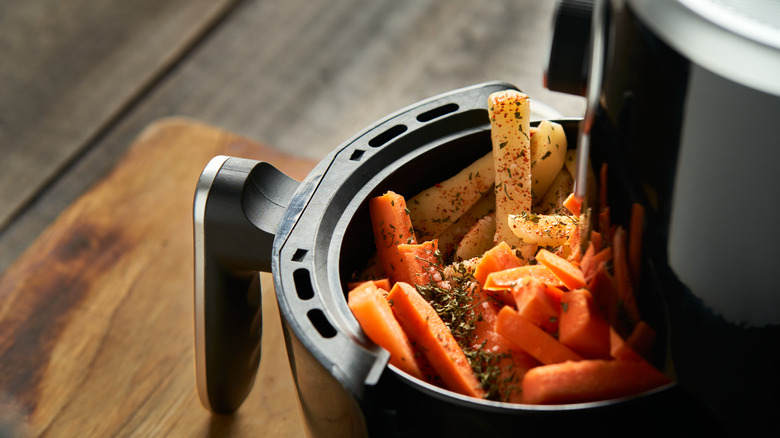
[535,248,586,290]
[522,359,672,405]
[495,306,582,365]
[388,282,486,398]
[347,281,425,380]
[369,191,417,284]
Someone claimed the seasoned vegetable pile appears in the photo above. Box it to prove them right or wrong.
[347,90,669,404]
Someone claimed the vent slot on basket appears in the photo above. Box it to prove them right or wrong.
[349,149,365,162]
[307,309,337,338]
[293,268,314,300]
[368,124,407,147]
[417,103,459,122]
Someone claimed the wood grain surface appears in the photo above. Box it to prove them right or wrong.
[0,0,585,276]
[0,119,315,437]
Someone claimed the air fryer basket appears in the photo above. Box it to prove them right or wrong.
[195,82,717,437]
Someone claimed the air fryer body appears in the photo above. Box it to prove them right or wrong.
[586,1,780,434]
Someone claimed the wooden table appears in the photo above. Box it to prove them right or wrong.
[0,1,584,436]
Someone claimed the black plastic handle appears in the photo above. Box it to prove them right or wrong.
[193,156,300,413]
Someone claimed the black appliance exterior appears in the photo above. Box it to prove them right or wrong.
[546,0,780,435]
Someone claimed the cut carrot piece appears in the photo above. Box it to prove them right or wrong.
[396,240,444,287]
[473,241,524,286]
[587,261,618,327]
[370,191,417,284]
[495,306,582,365]
[512,277,560,334]
[598,207,611,245]
[483,264,565,306]
[559,289,611,359]
[581,246,612,283]
[563,192,581,216]
[628,203,644,290]
[535,248,586,290]
[609,327,644,362]
[589,230,603,253]
[388,282,485,398]
[484,264,565,290]
[522,359,672,405]
[347,281,424,380]
[627,320,657,361]
[347,278,391,293]
[612,226,640,330]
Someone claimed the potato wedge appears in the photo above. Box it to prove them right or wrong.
[534,167,574,215]
[454,213,496,261]
[530,120,567,205]
[488,90,533,250]
[408,151,494,241]
[508,212,578,247]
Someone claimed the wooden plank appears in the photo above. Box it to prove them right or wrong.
[0,0,243,230]
[0,0,585,275]
[0,118,315,437]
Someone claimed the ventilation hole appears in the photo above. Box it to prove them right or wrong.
[349,149,365,161]
[292,248,308,262]
[416,103,459,122]
[368,124,407,147]
[307,309,337,338]
[293,268,314,300]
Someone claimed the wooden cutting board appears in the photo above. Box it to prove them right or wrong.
[0,118,316,437]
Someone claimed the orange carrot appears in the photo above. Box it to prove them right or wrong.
[369,191,417,284]
[581,246,612,282]
[395,240,444,287]
[347,281,425,380]
[628,203,644,290]
[483,264,565,306]
[587,261,618,327]
[609,327,644,362]
[627,320,657,361]
[522,359,672,405]
[563,192,581,216]
[612,226,640,330]
[467,292,530,402]
[495,306,582,365]
[347,278,392,292]
[388,282,485,398]
[535,248,586,290]
[598,207,611,245]
[559,289,611,359]
[589,230,603,253]
[473,241,524,286]
[512,277,561,334]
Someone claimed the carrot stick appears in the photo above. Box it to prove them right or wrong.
[563,192,581,216]
[628,203,644,290]
[473,241,524,286]
[627,320,657,361]
[347,278,391,293]
[512,277,561,334]
[395,240,444,287]
[581,246,612,282]
[495,306,582,365]
[609,327,644,362]
[347,281,425,380]
[369,191,417,284]
[483,264,565,306]
[587,261,618,327]
[522,359,672,405]
[612,226,640,330]
[535,248,586,290]
[388,282,485,398]
[559,289,611,359]
[589,230,603,253]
